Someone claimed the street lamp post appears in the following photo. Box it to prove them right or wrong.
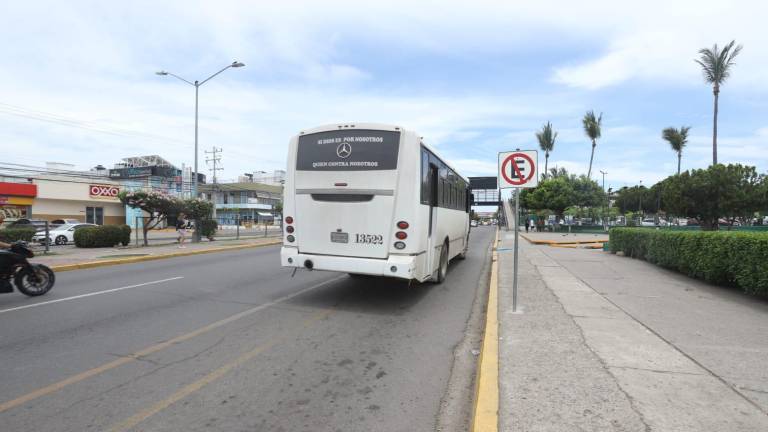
[156,61,245,200]
[599,170,607,229]
[638,180,643,220]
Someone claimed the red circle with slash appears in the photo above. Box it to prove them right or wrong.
[501,153,535,186]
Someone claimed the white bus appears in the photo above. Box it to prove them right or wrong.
[280,123,471,283]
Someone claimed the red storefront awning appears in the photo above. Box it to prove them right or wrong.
[0,182,37,197]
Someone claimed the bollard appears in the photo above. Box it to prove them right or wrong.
[236,216,240,240]
[135,216,140,247]
[44,221,50,253]
[264,224,267,237]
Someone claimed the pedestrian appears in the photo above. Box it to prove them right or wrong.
[176,212,187,248]
[525,218,530,233]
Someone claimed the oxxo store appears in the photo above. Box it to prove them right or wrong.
[32,179,125,225]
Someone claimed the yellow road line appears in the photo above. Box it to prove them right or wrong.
[50,240,282,272]
[471,228,499,432]
[0,276,343,414]
[108,308,334,432]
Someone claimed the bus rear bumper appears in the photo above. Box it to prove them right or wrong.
[280,247,422,280]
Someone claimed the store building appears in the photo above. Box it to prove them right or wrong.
[0,181,36,220]
[33,177,125,225]
[199,182,282,224]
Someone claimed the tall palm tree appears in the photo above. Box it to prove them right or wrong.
[582,110,602,178]
[695,40,742,165]
[662,126,691,175]
[535,121,557,180]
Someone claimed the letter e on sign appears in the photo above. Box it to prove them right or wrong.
[498,150,538,189]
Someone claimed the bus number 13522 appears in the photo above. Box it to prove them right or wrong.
[355,234,383,245]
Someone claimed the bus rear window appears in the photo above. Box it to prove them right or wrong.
[296,130,400,171]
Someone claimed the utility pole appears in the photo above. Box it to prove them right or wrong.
[205,147,223,219]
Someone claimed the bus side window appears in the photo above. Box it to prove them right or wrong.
[421,149,430,205]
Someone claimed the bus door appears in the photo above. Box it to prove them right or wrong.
[426,163,440,277]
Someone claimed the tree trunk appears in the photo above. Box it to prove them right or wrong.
[677,152,681,175]
[587,140,596,178]
[544,153,549,180]
[712,86,719,165]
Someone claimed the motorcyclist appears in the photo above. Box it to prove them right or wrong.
[0,240,12,292]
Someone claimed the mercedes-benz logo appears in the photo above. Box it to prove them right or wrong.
[336,142,352,159]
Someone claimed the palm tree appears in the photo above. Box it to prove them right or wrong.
[662,126,691,175]
[695,40,742,165]
[582,110,602,178]
[535,121,557,180]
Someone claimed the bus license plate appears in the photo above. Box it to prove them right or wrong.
[331,232,349,243]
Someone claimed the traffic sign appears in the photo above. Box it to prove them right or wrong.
[498,150,538,188]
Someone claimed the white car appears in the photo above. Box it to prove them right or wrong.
[640,218,656,227]
[470,220,478,227]
[32,223,97,245]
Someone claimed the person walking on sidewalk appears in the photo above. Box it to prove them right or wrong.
[525,218,530,233]
[176,213,188,248]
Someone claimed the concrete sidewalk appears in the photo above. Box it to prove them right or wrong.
[31,237,281,270]
[498,228,768,431]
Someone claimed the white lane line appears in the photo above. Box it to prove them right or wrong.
[0,277,185,314]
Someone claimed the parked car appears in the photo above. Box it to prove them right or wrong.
[470,220,478,227]
[640,218,656,227]
[32,223,97,245]
[8,218,49,231]
[50,218,81,226]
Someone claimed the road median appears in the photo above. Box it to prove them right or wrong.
[47,239,282,272]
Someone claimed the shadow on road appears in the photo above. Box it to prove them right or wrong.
[288,273,436,316]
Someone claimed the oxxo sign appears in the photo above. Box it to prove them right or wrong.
[89,184,120,198]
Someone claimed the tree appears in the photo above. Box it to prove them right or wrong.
[662,126,691,175]
[536,121,557,180]
[520,174,605,221]
[582,110,603,178]
[695,40,742,165]
[119,191,184,246]
[661,164,765,230]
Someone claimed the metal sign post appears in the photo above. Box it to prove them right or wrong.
[498,149,538,313]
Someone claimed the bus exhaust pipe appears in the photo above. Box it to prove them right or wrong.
[304,260,314,270]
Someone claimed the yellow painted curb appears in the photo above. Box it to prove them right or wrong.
[471,228,499,432]
[50,240,282,272]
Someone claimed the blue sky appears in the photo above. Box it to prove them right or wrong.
[1,0,766,191]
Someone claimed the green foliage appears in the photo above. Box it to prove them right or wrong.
[74,225,126,248]
[0,227,36,242]
[536,121,557,178]
[582,110,603,178]
[183,199,214,220]
[200,219,218,239]
[662,126,690,174]
[521,174,606,218]
[119,224,131,246]
[610,228,768,295]
[661,164,766,230]
[695,40,743,86]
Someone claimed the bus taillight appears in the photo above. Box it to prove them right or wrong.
[397,221,409,229]
[285,216,294,224]
[286,226,294,233]
[395,231,407,240]
[394,241,406,250]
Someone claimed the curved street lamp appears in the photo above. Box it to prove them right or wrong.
[155,61,245,200]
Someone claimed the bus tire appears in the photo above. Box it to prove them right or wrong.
[436,241,449,283]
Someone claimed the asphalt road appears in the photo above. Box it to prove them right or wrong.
[0,226,493,432]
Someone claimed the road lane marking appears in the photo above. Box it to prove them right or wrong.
[108,308,334,432]
[0,277,185,315]
[471,228,499,432]
[0,275,345,414]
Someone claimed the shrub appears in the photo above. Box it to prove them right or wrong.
[609,228,768,295]
[74,225,127,248]
[200,219,218,240]
[119,224,131,246]
[0,227,36,242]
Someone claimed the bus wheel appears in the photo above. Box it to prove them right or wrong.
[436,241,449,283]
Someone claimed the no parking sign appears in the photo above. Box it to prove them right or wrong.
[498,150,538,188]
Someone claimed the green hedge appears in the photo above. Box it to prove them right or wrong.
[74,225,131,248]
[0,227,37,242]
[200,219,218,239]
[609,228,768,295]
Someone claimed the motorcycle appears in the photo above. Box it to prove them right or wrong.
[0,241,55,296]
